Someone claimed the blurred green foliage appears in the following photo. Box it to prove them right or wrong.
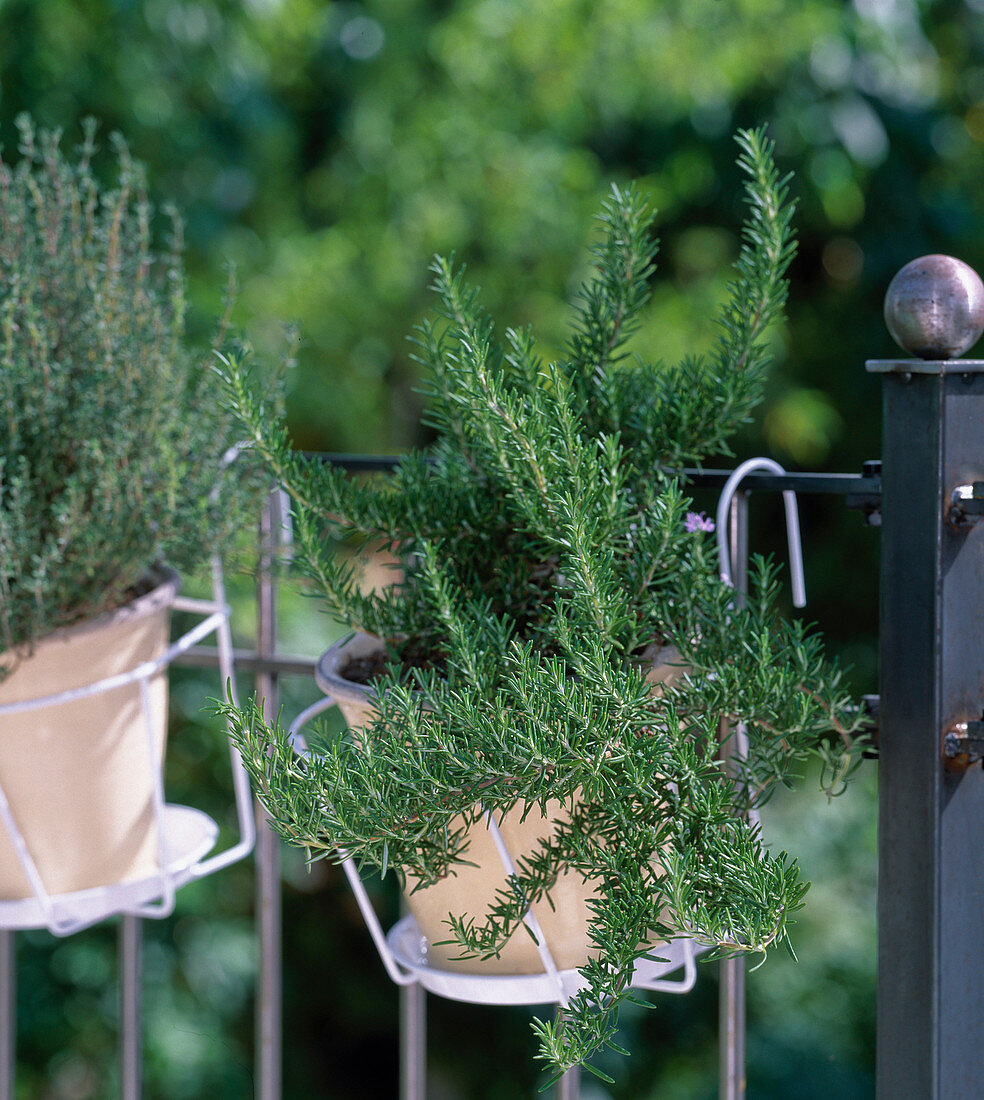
[3,0,983,1094]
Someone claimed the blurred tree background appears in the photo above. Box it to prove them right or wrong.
[2,0,984,1094]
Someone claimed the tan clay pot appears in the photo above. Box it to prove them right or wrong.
[0,569,179,898]
[316,631,688,975]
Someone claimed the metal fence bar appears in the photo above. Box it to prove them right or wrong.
[321,454,881,502]
[552,1010,580,1100]
[399,981,426,1100]
[729,491,750,596]
[256,493,282,1100]
[255,811,281,1100]
[164,459,878,1100]
[0,931,14,1100]
[718,955,745,1100]
[556,1070,580,1100]
[719,490,749,1100]
[177,648,316,676]
[119,914,142,1100]
[872,356,984,1099]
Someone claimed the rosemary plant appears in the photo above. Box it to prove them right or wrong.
[0,116,264,664]
[218,129,865,1081]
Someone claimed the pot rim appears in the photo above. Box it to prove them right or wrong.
[314,632,686,705]
[9,565,181,652]
[50,564,179,642]
[314,631,384,703]
[0,564,182,701]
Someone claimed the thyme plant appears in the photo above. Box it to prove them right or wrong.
[0,116,264,665]
[218,129,864,1081]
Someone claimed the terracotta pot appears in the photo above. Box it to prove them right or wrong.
[0,569,179,898]
[315,632,688,975]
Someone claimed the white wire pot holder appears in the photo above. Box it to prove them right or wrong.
[0,557,256,937]
[288,693,705,1008]
[285,456,807,1010]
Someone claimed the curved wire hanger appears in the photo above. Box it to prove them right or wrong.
[714,457,806,609]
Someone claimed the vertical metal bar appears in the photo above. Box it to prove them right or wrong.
[718,956,745,1100]
[545,1009,576,1100]
[119,914,142,1100]
[719,491,748,1100]
[399,982,426,1100]
[555,1069,580,1099]
[873,359,984,1099]
[256,492,282,1100]
[729,490,750,598]
[0,931,15,1100]
[553,1009,580,1100]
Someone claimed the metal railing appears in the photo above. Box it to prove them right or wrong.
[14,253,984,1097]
[0,458,882,1099]
[230,457,880,1100]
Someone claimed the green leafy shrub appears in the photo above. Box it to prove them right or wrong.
[218,129,865,1082]
[0,116,264,660]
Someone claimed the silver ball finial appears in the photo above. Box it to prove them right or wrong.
[884,254,984,360]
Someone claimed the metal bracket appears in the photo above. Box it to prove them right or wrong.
[845,460,883,526]
[942,720,984,763]
[947,482,984,528]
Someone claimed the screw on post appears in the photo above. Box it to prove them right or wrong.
[947,482,984,528]
[845,459,883,526]
[942,720,984,767]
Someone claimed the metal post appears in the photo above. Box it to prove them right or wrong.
[556,1067,580,1099]
[399,982,426,1100]
[718,955,745,1100]
[719,491,748,1100]
[552,1009,580,1100]
[0,931,14,1100]
[728,490,750,597]
[556,1071,580,1100]
[119,914,142,1100]
[256,492,282,1100]
[872,354,984,1099]
[872,256,984,1100]
[399,888,426,1099]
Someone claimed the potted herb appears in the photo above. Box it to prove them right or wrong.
[219,129,863,1080]
[0,117,262,900]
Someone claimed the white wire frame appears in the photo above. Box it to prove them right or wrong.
[288,697,702,1008]
[0,557,255,937]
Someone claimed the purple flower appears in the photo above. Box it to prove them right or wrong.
[685,511,715,533]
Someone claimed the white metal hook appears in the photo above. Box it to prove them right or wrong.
[715,457,806,609]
